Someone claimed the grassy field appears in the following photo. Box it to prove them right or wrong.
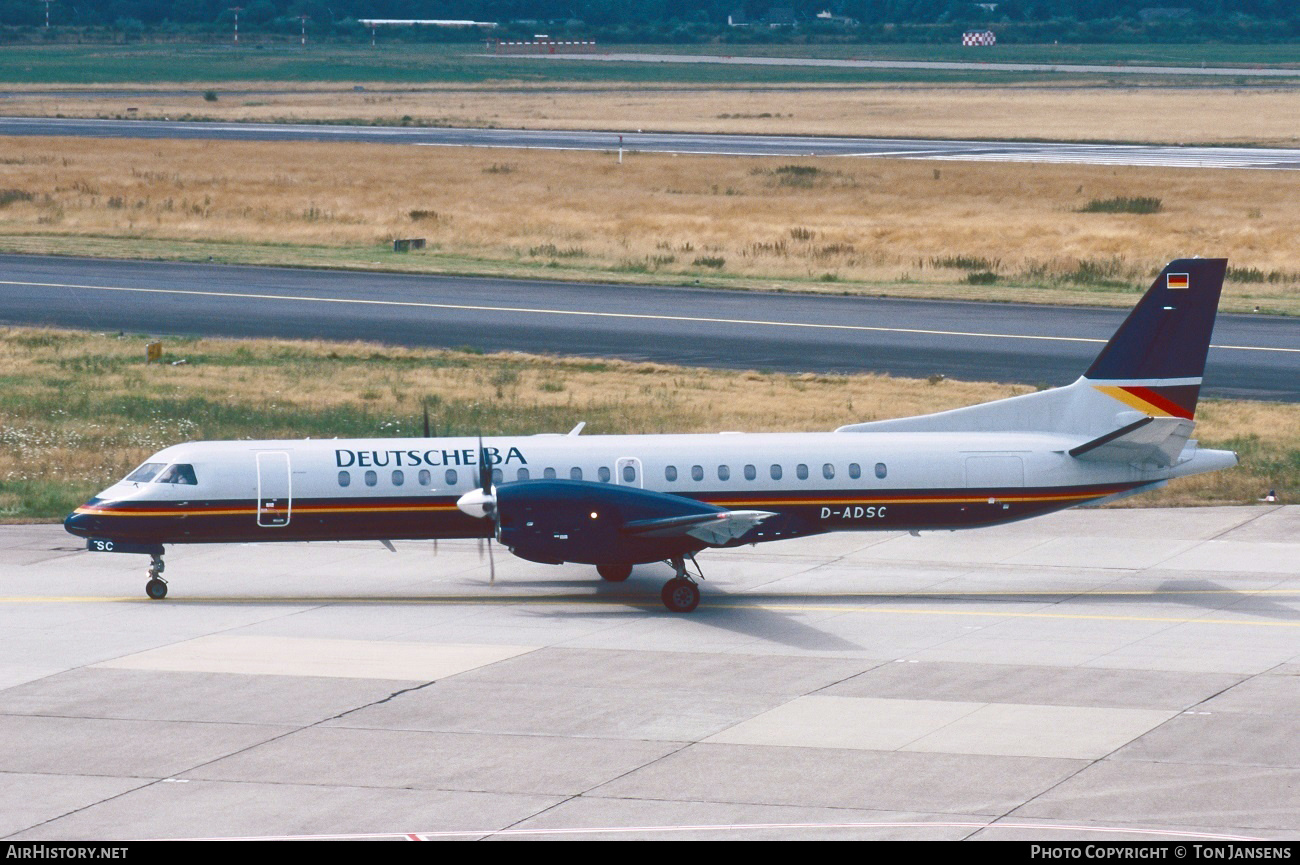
[7,83,1300,148]
[0,43,1297,87]
[0,44,1050,86]
[0,136,1296,312]
[0,327,1292,522]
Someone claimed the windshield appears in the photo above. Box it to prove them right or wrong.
[124,462,165,483]
[156,464,198,485]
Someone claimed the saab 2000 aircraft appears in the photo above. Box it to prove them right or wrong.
[65,258,1237,612]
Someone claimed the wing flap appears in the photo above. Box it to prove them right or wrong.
[624,510,777,545]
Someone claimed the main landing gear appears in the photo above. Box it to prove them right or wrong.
[660,556,701,614]
[145,553,168,600]
[593,557,701,612]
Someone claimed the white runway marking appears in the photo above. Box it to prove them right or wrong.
[2,278,1295,355]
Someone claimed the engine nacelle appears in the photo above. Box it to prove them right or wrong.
[496,480,723,566]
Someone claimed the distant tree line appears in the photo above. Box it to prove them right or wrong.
[2,0,1299,43]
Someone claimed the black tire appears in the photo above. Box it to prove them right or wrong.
[597,563,633,582]
[145,578,168,600]
[661,578,700,613]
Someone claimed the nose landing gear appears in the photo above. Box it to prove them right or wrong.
[145,554,168,600]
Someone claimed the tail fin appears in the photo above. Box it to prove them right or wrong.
[837,257,1227,438]
[1082,257,1226,420]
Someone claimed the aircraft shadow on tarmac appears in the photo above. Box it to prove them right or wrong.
[1151,578,1300,623]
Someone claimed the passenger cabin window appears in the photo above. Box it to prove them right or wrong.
[544,467,557,479]
[665,465,678,482]
[744,464,756,481]
[418,469,431,486]
[517,467,530,481]
[364,470,377,487]
[849,463,861,480]
[492,468,503,485]
[338,471,351,487]
[691,465,704,482]
[392,470,404,486]
[125,462,165,483]
[445,469,458,486]
[770,464,782,481]
[623,465,637,483]
[875,462,888,479]
[796,464,809,480]
[598,466,611,483]
[823,463,835,480]
[570,467,583,481]
[156,464,197,485]
[717,465,730,481]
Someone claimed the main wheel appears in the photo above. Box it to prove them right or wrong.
[661,578,700,613]
[145,578,168,600]
[597,563,633,582]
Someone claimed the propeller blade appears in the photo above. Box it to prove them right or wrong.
[423,405,431,438]
[477,435,492,493]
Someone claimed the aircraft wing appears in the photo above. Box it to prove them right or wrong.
[623,510,777,546]
[1068,416,1194,467]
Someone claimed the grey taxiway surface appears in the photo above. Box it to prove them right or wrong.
[4,116,1300,170]
[1,506,1296,840]
[1,254,1297,401]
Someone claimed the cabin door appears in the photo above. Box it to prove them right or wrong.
[256,451,293,527]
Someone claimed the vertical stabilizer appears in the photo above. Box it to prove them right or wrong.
[1083,258,1226,420]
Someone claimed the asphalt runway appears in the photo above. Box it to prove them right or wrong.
[3,116,1299,170]
[0,506,1295,839]
[1,254,1296,401]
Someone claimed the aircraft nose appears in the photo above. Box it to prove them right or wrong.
[63,506,97,538]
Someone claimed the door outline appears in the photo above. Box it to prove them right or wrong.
[256,451,292,527]
[615,457,643,488]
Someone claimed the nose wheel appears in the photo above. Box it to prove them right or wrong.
[145,554,168,600]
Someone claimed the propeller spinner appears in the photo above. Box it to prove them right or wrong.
[456,436,497,520]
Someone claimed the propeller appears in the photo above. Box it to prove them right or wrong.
[456,436,498,584]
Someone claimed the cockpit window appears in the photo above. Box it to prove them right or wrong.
[155,464,198,485]
[125,462,165,483]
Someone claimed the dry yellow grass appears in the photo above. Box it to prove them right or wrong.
[1,327,1292,521]
[1,135,1297,311]
[4,83,1300,146]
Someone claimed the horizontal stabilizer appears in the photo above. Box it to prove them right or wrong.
[624,510,776,546]
[1068,416,1194,466]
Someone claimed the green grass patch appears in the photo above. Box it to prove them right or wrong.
[1078,196,1164,214]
